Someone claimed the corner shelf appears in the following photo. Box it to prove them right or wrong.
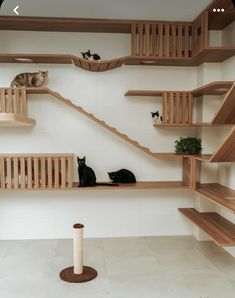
[196,183,235,213]
[179,208,235,247]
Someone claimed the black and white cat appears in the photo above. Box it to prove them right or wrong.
[77,156,117,187]
[81,50,101,61]
[108,169,136,183]
[151,111,163,123]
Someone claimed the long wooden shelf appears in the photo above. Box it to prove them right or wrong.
[179,208,235,246]
[0,113,36,127]
[125,81,233,97]
[73,181,188,190]
[153,122,231,127]
[196,183,235,213]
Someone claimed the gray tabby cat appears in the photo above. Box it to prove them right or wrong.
[10,71,48,88]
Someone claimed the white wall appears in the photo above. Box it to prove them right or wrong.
[0,30,197,239]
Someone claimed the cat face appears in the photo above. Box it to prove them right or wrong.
[77,156,86,165]
[39,71,48,80]
[108,172,115,180]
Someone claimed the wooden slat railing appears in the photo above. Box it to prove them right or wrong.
[191,11,208,56]
[162,92,193,124]
[131,22,192,58]
[0,88,27,116]
[0,154,73,190]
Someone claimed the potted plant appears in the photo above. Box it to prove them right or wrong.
[175,137,202,155]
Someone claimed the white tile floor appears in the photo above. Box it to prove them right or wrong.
[0,236,235,298]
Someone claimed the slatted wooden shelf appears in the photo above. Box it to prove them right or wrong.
[0,113,36,127]
[196,183,235,213]
[73,181,189,190]
[179,208,235,246]
[193,155,213,161]
[212,82,235,124]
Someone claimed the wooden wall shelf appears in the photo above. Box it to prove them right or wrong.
[179,208,235,246]
[196,183,235,213]
[72,181,188,190]
[0,113,36,127]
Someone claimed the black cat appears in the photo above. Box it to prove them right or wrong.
[81,50,101,61]
[77,156,118,187]
[108,169,136,183]
[0,0,4,8]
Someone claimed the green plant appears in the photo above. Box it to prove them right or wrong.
[175,137,202,155]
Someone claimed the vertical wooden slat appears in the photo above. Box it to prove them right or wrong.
[177,24,183,57]
[175,93,181,124]
[54,158,59,188]
[0,157,5,189]
[14,88,20,114]
[34,157,39,189]
[0,89,5,112]
[27,158,32,189]
[165,24,170,57]
[145,23,150,56]
[61,157,66,188]
[7,89,13,113]
[20,158,26,189]
[67,157,73,188]
[152,24,156,56]
[172,24,177,57]
[184,25,189,57]
[131,24,136,56]
[6,157,12,189]
[169,93,174,124]
[162,92,168,124]
[188,93,193,124]
[41,157,46,189]
[158,24,163,57]
[13,158,18,189]
[47,157,53,189]
[21,88,27,116]
[138,24,144,56]
[182,93,187,124]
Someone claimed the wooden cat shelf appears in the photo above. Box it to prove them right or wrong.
[126,81,235,127]
[0,0,234,71]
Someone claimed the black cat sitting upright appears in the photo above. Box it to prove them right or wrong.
[108,169,136,183]
[77,156,118,187]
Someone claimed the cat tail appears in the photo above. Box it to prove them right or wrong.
[95,182,119,186]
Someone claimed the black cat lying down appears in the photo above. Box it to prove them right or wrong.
[108,169,136,183]
[77,156,118,187]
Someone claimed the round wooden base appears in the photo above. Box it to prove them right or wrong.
[59,266,97,283]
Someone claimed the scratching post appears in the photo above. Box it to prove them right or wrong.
[59,223,97,283]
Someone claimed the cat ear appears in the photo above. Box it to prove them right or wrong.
[83,156,86,161]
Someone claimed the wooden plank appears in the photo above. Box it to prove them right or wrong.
[169,92,174,124]
[184,25,190,57]
[0,89,5,112]
[177,24,183,57]
[98,61,110,71]
[131,24,136,56]
[54,158,59,188]
[158,24,163,57]
[6,157,12,189]
[145,23,150,56]
[152,24,157,56]
[196,183,235,213]
[165,24,170,57]
[7,89,13,113]
[14,88,20,114]
[125,90,164,96]
[13,158,18,189]
[80,59,90,71]
[162,92,168,124]
[27,158,32,189]
[210,126,235,162]
[179,208,235,246]
[61,157,66,188]
[89,61,99,71]
[181,93,187,123]
[47,157,53,189]
[0,158,5,189]
[192,81,233,96]
[41,157,46,189]
[212,83,235,124]
[33,157,39,189]
[21,88,27,116]
[171,24,177,57]
[20,158,26,189]
[67,157,73,189]
[188,93,193,124]
[138,24,144,56]
[175,92,181,124]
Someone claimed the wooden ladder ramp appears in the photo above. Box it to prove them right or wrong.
[27,87,164,159]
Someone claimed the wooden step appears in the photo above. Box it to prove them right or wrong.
[179,208,235,246]
[196,183,235,213]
